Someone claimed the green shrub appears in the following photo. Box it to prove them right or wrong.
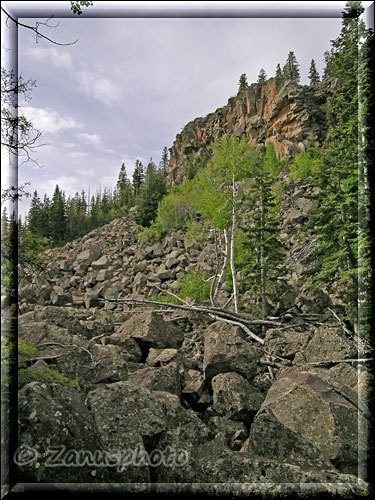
[177,269,211,302]
[288,147,322,180]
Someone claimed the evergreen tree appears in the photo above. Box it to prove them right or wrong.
[41,194,52,240]
[27,190,44,237]
[275,63,283,81]
[116,163,132,210]
[322,50,332,80]
[1,206,9,233]
[283,51,301,83]
[135,159,167,227]
[303,1,371,330]
[241,143,284,318]
[308,59,320,85]
[257,68,267,85]
[132,159,144,197]
[159,146,169,174]
[238,73,248,92]
[50,185,67,246]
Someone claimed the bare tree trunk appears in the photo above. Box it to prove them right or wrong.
[213,228,229,304]
[260,174,267,322]
[231,171,239,313]
[210,228,219,307]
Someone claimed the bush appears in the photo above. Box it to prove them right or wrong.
[288,147,322,180]
[177,269,211,302]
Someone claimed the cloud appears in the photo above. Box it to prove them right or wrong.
[38,176,82,198]
[69,151,90,159]
[73,70,120,106]
[79,133,102,147]
[21,106,83,135]
[25,46,72,71]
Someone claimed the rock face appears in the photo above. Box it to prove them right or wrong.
[167,79,326,185]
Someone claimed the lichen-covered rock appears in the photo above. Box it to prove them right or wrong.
[85,381,167,482]
[88,344,129,383]
[127,362,181,398]
[211,372,264,421]
[18,382,109,483]
[114,311,184,354]
[248,371,360,474]
[203,322,258,381]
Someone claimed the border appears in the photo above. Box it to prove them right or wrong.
[1,1,373,497]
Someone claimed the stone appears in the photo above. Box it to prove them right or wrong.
[85,381,167,482]
[95,269,113,281]
[247,371,360,475]
[84,290,100,309]
[75,249,96,267]
[182,369,205,403]
[211,372,264,421]
[91,255,111,270]
[88,344,128,383]
[50,287,72,306]
[114,311,184,354]
[203,322,258,381]
[295,197,319,215]
[18,382,110,483]
[128,362,181,398]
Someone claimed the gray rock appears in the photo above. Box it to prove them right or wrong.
[91,255,111,270]
[96,269,113,281]
[247,371,360,475]
[211,372,264,421]
[203,322,258,381]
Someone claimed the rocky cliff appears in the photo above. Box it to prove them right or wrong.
[167,78,326,185]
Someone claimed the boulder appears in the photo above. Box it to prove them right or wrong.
[95,269,113,282]
[18,382,109,483]
[91,255,111,270]
[114,311,184,354]
[88,344,129,383]
[211,372,264,421]
[203,322,258,381]
[85,381,167,482]
[295,197,319,215]
[247,371,360,475]
[128,362,181,398]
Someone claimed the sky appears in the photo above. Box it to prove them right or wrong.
[1,1,371,219]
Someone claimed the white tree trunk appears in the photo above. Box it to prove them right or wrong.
[214,228,229,304]
[230,171,239,313]
[260,174,267,321]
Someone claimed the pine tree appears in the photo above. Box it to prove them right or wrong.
[135,159,167,227]
[241,143,284,318]
[238,73,248,92]
[159,146,169,174]
[257,68,267,85]
[303,1,371,330]
[132,159,144,197]
[1,206,9,233]
[27,190,44,237]
[50,185,67,246]
[275,63,283,86]
[283,51,301,83]
[308,59,320,85]
[116,163,132,210]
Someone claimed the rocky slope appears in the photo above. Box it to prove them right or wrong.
[2,171,370,494]
[167,78,326,185]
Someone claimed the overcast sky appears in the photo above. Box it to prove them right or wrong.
[2,1,370,218]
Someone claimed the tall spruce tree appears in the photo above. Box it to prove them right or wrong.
[275,63,283,84]
[116,163,132,210]
[132,159,144,197]
[27,190,44,237]
[257,68,267,85]
[50,185,67,246]
[304,1,371,331]
[238,73,248,92]
[134,159,167,227]
[283,51,301,83]
[241,143,284,319]
[308,59,320,85]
